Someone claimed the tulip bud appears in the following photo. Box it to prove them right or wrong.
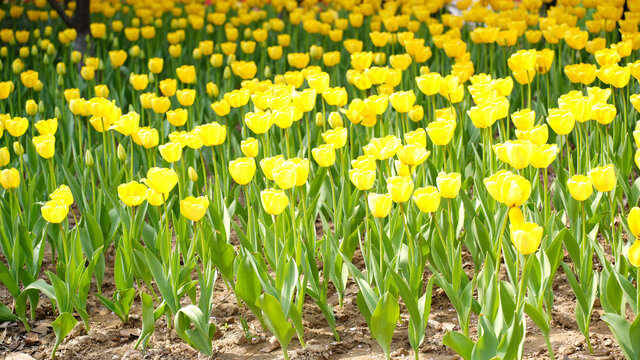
[328,112,343,128]
[193,48,202,60]
[54,106,61,119]
[263,65,271,78]
[117,143,127,162]
[0,47,6,58]
[112,37,119,49]
[71,51,81,64]
[148,73,155,84]
[227,54,236,63]
[206,24,214,34]
[38,100,45,114]
[243,27,251,39]
[85,149,94,167]
[25,99,38,115]
[188,166,198,182]
[57,74,64,87]
[43,54,50,65]
[223,66,231,79]
[139,49,146,60]
[129,45,140,57]
[315,112,324,127]
[30,45,38,56]
[13,141,24,156]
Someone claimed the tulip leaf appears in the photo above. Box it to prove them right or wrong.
[443,331,474,360]
[51,312,78,359]
[256,293,295,356]
[370,292,399,360]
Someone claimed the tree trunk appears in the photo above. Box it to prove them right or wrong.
[46,0,90,53]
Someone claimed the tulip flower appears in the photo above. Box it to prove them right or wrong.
[483,170,532,207]
[32,134,55,159]
[312,144,336,167]
[180,196,209,222]
[437,172,461,198]
[41,199,69,224]
[260,188,289,216]
[588,165,616,192]
[629,239,640,267]
[0,168,20,189]
[50,185,74,206]
[118,181,148,207]
[387,176,414,203]
[159,142,182,163]
[144,167,178,195]
[367,192,393,218]
[567,175,593,201]
[510,219,543,255]
[628,207,640,238]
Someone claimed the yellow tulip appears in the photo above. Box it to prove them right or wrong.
[180,196,209,221]
[397,144,429,167]
[245,110,273,134]
[510,218,543,255]
[176,89,196,107]
[437,172,461,198]
[241,137,258,158]
[387,176,414,203]
[144,167,178,195]
[151,96,171,114]
[32,134,55,159]
[312,143,336,167]
[0,168,20,189]
[41,199,69,224]
[321,127,348,149]
[118,181,148,207]
[588,164,616,192]
[363,135,401,160]
[159,78,177,97]
[368,192,393,218]
[628,207,640,238]
[483,170,531,207]
[349,168,375,191]
[158,142,182,163]
[260,188,289,216]
[35,118,58,135]
[530,144,559,168]
[427,120,456,146]
[412,186,441,213]
[0,147,9,167]
[629,239,640,267]
[47,184,73,207]
[567,175,594,201]
[389,90,416,113]
[546,108,575,135]
[166,109,188,127]
[109,50,127,67]
[176,65,196,84]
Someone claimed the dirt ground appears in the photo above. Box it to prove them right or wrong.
[0,234,628,360]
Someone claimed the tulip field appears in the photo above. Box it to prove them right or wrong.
[4,0,640,359]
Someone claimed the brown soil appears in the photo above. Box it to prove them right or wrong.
[0,235,627,360]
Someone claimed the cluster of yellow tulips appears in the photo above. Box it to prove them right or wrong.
[2,0,640,359]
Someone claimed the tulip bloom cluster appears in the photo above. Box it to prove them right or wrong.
[2,0,640,360]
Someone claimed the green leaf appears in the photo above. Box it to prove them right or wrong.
[256,293,295,356]
[135,292,156,351]
[234,254,263,322]
[52,312,78,359]
[443,331,474,360]
[370,292,399,360]
[174,305,215,356]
